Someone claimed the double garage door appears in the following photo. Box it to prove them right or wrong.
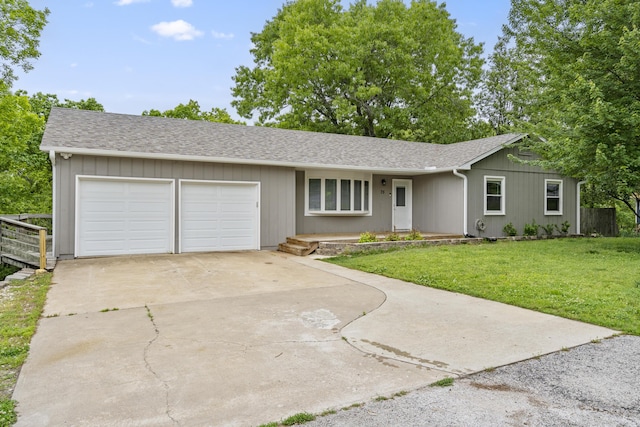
[76,177,259,257]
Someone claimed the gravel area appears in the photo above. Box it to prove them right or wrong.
[305,335,640,427]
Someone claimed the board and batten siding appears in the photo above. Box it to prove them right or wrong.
[465,146,578,237]
[412,173,464,234]
[54,154,295,257]
[296,171,407,234]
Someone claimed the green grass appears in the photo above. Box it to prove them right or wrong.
[0,273,51,426]
[0,265,19,282]
[327,238,640,335]
[430,377,454,387]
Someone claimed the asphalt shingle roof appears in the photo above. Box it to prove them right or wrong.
[41,108,524,172]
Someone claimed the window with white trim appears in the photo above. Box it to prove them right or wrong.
[484,176,505,215]
[306,172,371,215]
[545,179,563,215]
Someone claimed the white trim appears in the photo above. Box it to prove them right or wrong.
[457,134,526,169]
[484,175,506,215]
[49,151,57,258]
[453,169,468,236]
[304,171,373,216]
[392,179,413,231]
[544,179,563,215]
[178,179,261,253]
[74,175,175,258]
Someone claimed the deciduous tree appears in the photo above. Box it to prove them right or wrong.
[142,99,245,124]
[232,0,484,143]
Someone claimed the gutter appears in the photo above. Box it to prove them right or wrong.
[576,180,586,235]
[453,169,468,236]
[49,151,57,258]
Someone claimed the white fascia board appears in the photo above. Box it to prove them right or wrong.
[41,146,449,175]
[457,134,526,170]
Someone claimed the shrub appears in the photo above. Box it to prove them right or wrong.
[541,223,556,237]
[405,229,423,241]
[384,233,401,241]
[502,222,517,236]
[358,231,378,243]
[523,219,539,237]
[557,220,571,236]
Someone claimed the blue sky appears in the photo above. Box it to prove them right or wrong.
[17,0,511,120]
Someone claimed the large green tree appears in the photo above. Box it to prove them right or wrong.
[232,0,484,143]
[142,99,245,124]
[502,0,640,221]
[0,0,49,87]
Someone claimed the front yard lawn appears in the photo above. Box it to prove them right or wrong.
[327,238,640,335]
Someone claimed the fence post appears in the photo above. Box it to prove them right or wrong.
[38,229,47,273]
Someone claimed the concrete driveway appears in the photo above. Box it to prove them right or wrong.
[13,251,615,426]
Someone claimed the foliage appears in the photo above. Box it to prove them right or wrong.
[404,229,423,241]
[281,412,316,425]
[142,99,245,125]
[501,0,640,222]
[328,238,640,334]
[0,90,104,214]
[523,219,538,237]
[358,231,378,243]
[384,232,401,241]
[232,0,485,143]
[0,273,51,425]
[541,223,556,237]
[430,377,454,387]
[0,0,49,87]
[557,221,571,236]
[0,264,19,281]
[502,222,517,237]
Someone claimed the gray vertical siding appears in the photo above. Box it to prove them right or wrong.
[296,171,405,234]
[54,154,295,257]
[412,173,464,234]
[465,147,578,237]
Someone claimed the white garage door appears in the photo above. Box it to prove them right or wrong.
[76,177,174,257]
[180,180,260,252]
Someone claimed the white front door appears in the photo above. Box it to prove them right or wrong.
[392,179,412,231]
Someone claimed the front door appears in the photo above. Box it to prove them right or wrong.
[392,179,412,231]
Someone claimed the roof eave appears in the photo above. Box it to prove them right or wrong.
[42,146,448,175]
[457,133,527,170]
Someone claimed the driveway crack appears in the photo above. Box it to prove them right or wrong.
[144,304,179,426]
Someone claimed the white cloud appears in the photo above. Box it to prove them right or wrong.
[211,30,234,40]
[171,0,192,7]
[132,33,152,44]
[151,19,204,41]
[114,0,150,5]
[70,63,78,68]
[83,2,94,7]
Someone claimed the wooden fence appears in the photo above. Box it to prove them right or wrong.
[580,208,618,237]
[0,215,52,270]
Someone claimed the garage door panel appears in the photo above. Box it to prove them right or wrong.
[77,178,173,257]
[180,181,259,253]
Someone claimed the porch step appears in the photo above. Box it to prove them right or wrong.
[277,238,319,256]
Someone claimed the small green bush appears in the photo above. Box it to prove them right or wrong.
[502,222,517,236]
[404,229,423,241]
[557,220,571,236]
[358,231,378,243]
[541,223,556,237]
[384,233,401,241]
[523,219,539,237]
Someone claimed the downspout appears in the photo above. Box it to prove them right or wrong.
[49,151,56,258]
[453,169,468,236]
[576,180,586,235]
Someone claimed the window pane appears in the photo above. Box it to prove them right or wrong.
[340,179,351,211]
[364,181,369,211]
[487,181,502,195]
[354,180,362,211]
[547,183,559,197]
[547,198,559,212]
[487,195,502,211]
[325,179,337,210]
[396,187,406,207]
[309,179,321,211]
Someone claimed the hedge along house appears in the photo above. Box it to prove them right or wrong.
[41,108,580,259]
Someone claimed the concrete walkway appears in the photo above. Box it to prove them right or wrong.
[13,252,615,426]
